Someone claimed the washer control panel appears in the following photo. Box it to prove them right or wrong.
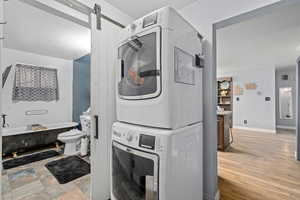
[139,134,155,150]
[113,130,139,146]
[112,129,158,152]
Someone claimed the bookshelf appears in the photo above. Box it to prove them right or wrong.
[217,77,233,111]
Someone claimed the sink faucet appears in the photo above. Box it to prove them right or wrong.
[1,114,9,128]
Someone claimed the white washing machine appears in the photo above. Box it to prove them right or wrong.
[111,121,203,200]
[116,7,204,129]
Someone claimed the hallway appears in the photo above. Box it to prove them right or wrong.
[218,129,300,200]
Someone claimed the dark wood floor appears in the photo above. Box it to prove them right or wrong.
[218,129,300,200]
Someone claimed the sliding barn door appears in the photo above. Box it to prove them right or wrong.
[90,12,121,200]
[0,0,4,191]
[297,59,300,161]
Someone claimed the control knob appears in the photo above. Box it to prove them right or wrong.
[130,23,136,30]
[126,133,134,142]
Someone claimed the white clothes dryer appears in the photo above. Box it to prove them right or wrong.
[111,121,203,200]
[116,7,204,129]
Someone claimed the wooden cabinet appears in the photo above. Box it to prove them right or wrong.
[218,112,232,151]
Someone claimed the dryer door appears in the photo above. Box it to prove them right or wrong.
[112,142,159,200]
[118,27,161,100]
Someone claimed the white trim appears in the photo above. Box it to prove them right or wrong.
[233,126,276,134]
[276,125,296,130]
[2,122,78,137]
[215,190,220,200]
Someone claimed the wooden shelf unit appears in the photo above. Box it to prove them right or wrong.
[217,77,233,112]
[217,77,233,152]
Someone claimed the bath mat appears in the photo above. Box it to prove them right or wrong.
[3,150,59,170]
[45,156,90,184]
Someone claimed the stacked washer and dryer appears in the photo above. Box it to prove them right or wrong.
[111,7,204,200]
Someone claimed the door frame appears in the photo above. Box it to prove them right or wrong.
[296,56,300,160]
[212,0,300,165]
[0,0,4,194]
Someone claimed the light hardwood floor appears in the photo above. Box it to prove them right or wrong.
[218,129,300,200]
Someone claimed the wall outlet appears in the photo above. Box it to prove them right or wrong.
[244,120,248,125]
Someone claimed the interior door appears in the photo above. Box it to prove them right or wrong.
[90,12,122,200]
[0,0,4,192]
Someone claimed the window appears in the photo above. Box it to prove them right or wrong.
[12,64,59,102]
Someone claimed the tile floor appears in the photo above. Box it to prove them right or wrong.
[2,150,90,200]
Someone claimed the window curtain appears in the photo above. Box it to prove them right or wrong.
[12,64,59,102]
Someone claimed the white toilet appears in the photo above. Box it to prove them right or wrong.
[58,110,91,155]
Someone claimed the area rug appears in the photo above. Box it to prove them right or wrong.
[3,150,59,170]
[45,156,90,184]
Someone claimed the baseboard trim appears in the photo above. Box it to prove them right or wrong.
[215,190,220,200]
[204,190,220,200]
[233,126,276,134]
[276,125,296,130]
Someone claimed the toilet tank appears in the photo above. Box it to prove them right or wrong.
[80,115,91,135]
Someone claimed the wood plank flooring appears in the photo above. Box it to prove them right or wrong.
[218,129,300,200]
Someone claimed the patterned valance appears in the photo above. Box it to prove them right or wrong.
[13,64,59,102]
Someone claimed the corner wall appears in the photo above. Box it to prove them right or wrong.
[73,54,90,122]
[2,48,73,128]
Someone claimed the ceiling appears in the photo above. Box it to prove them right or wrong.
[105,0,197,19]
[217,3,300,72]
[4,0,90,60]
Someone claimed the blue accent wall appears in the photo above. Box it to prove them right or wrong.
[73,55,90,122]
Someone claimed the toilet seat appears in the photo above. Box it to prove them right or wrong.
[57,129,83,156]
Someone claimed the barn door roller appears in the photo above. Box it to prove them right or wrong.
[93,3,125,30]
[94,4,102,30]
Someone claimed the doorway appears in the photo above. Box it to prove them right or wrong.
[214,0,300,199]
[276,67,296,134]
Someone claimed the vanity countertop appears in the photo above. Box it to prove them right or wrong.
[217,111,233,116]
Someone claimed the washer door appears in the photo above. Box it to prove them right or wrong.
[118,27,161,100]
[112,142,159,200]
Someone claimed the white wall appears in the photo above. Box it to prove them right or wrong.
[179,0,279,40]
[179,0,280,199]
[2,48,73,128]
[218,67,276,132]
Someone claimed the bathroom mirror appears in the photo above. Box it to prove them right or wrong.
[279,87,293,120]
